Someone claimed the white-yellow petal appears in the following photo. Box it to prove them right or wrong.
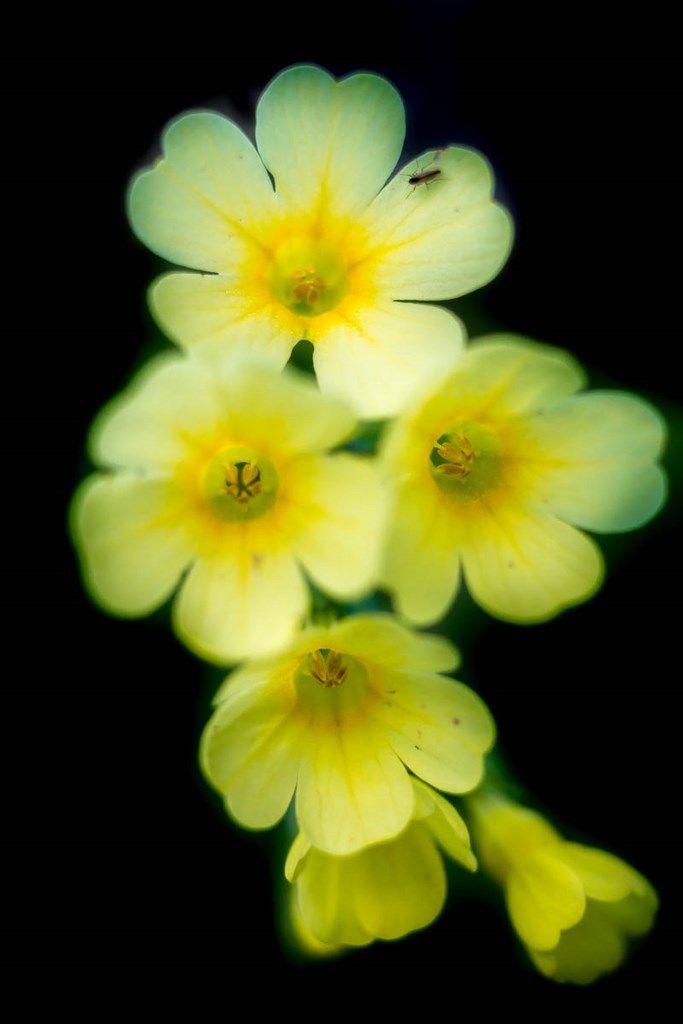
[507,847,586,951]
[325,613,460,674]
[369,670,494,794]
[359,147,512,300]
[382,483,461,625]
[128,111,277,271]
[464,336,586,414]
[414,780,477,871]
[531,392,667,533]
[256,65,405,219]
[71,475,194,616]
[295,721,414,856]
[462,507,603,623]
[150,271,295,364]
[311,302,465,418]
[173,550,308,663]
[290,454,387,598]
[529,903,627,985]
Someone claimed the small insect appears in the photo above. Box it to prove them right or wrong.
[406,150,445,196]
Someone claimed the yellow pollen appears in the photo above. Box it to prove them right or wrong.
[434,436,476,479]
[292,268,326,307]
[309,649,347,688]
[224,462,263,504]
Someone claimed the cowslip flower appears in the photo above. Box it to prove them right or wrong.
[127,64,512,418]
[285,779,476,948]
[200,614,494,854]
[468,791,658,984]
[381,335,666,624]
[70,353,386,662]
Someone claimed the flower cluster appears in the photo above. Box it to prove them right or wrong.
[71,64,664,981]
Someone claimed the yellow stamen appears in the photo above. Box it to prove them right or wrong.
[309,649,347,688]
[434,436,476,479]
[224,462,263,504]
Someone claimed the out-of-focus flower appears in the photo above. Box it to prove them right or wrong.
[71,352,386,662]
[128,64,512,417]
[468,791,658,984]
[381,335,666,624]
[286,779,476,948]
[201,615,494,854]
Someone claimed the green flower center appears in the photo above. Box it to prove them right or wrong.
[203,446,278,522]
[430,421,502,502]
[270,236,349,316]
[294,649,369,711]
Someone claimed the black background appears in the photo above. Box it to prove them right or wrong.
[7,0,680,1007]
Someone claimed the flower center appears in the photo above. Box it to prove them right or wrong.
[430,421,502,502]
[202,446,279,522]
[269,236,349,316]
[308,649,347,688]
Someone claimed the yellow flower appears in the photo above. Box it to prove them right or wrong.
[285,779,476,948]
[200,614,495,855]
[70,353,386,663]
[381,335,666,624]
[468,792,658,985]
[127,64,512,418]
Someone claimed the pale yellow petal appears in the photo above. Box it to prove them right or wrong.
[294,850,373,948]
[507,847,586,951]
[256,65,405,218]
[368,669,494,794]
[284,833,312,883]
[464,337,586,414]
[531,392,666,532]
[413,780,477,871]
[359,147,512,300]
[290,454,387,598]
[150,271,295,364]
[71,474,194,616]
[325,614,460,673]
[462,506,603,622]
[200,676,299,830]
[173,551,308,663]
[382,483,461,625]
[311,302,465,418]
[557,844,654,905]
[350,823,446,940]
[89,353,223,470]
[295,720,414,855]
[128,111,277,271]
[529,902,628,984]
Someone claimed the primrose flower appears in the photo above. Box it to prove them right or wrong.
[468,791,658,984]
[127,64,512,418]
[381,335,666,624]
[70,353,386,663]
[285,779,476,948]
[200,614,495,855]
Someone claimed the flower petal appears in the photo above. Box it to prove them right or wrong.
[326,614,460,674]
[529,902,627,984]
[256,65,405,219]
[295,720,414,855]
[200,671,299,830]
[311,302,465,418]
[150,271,295,365]
[462,506,603,622]
[71,475,194,616]
[507,847,586,951]
[368,670,495,794]
[465,337,586,414]
[173,550,308,663]
[351,823,446,940]
[359,147,512,300]
[414,780,477,871]
[531,392,667,532]
[290,454,387,598]
[294,849,373,948]
[557,844,653,905]
[90,353,224,471]
[382,484,461,625]
[128,111,277,271]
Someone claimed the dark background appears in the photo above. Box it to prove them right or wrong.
[7,0,680,1006]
